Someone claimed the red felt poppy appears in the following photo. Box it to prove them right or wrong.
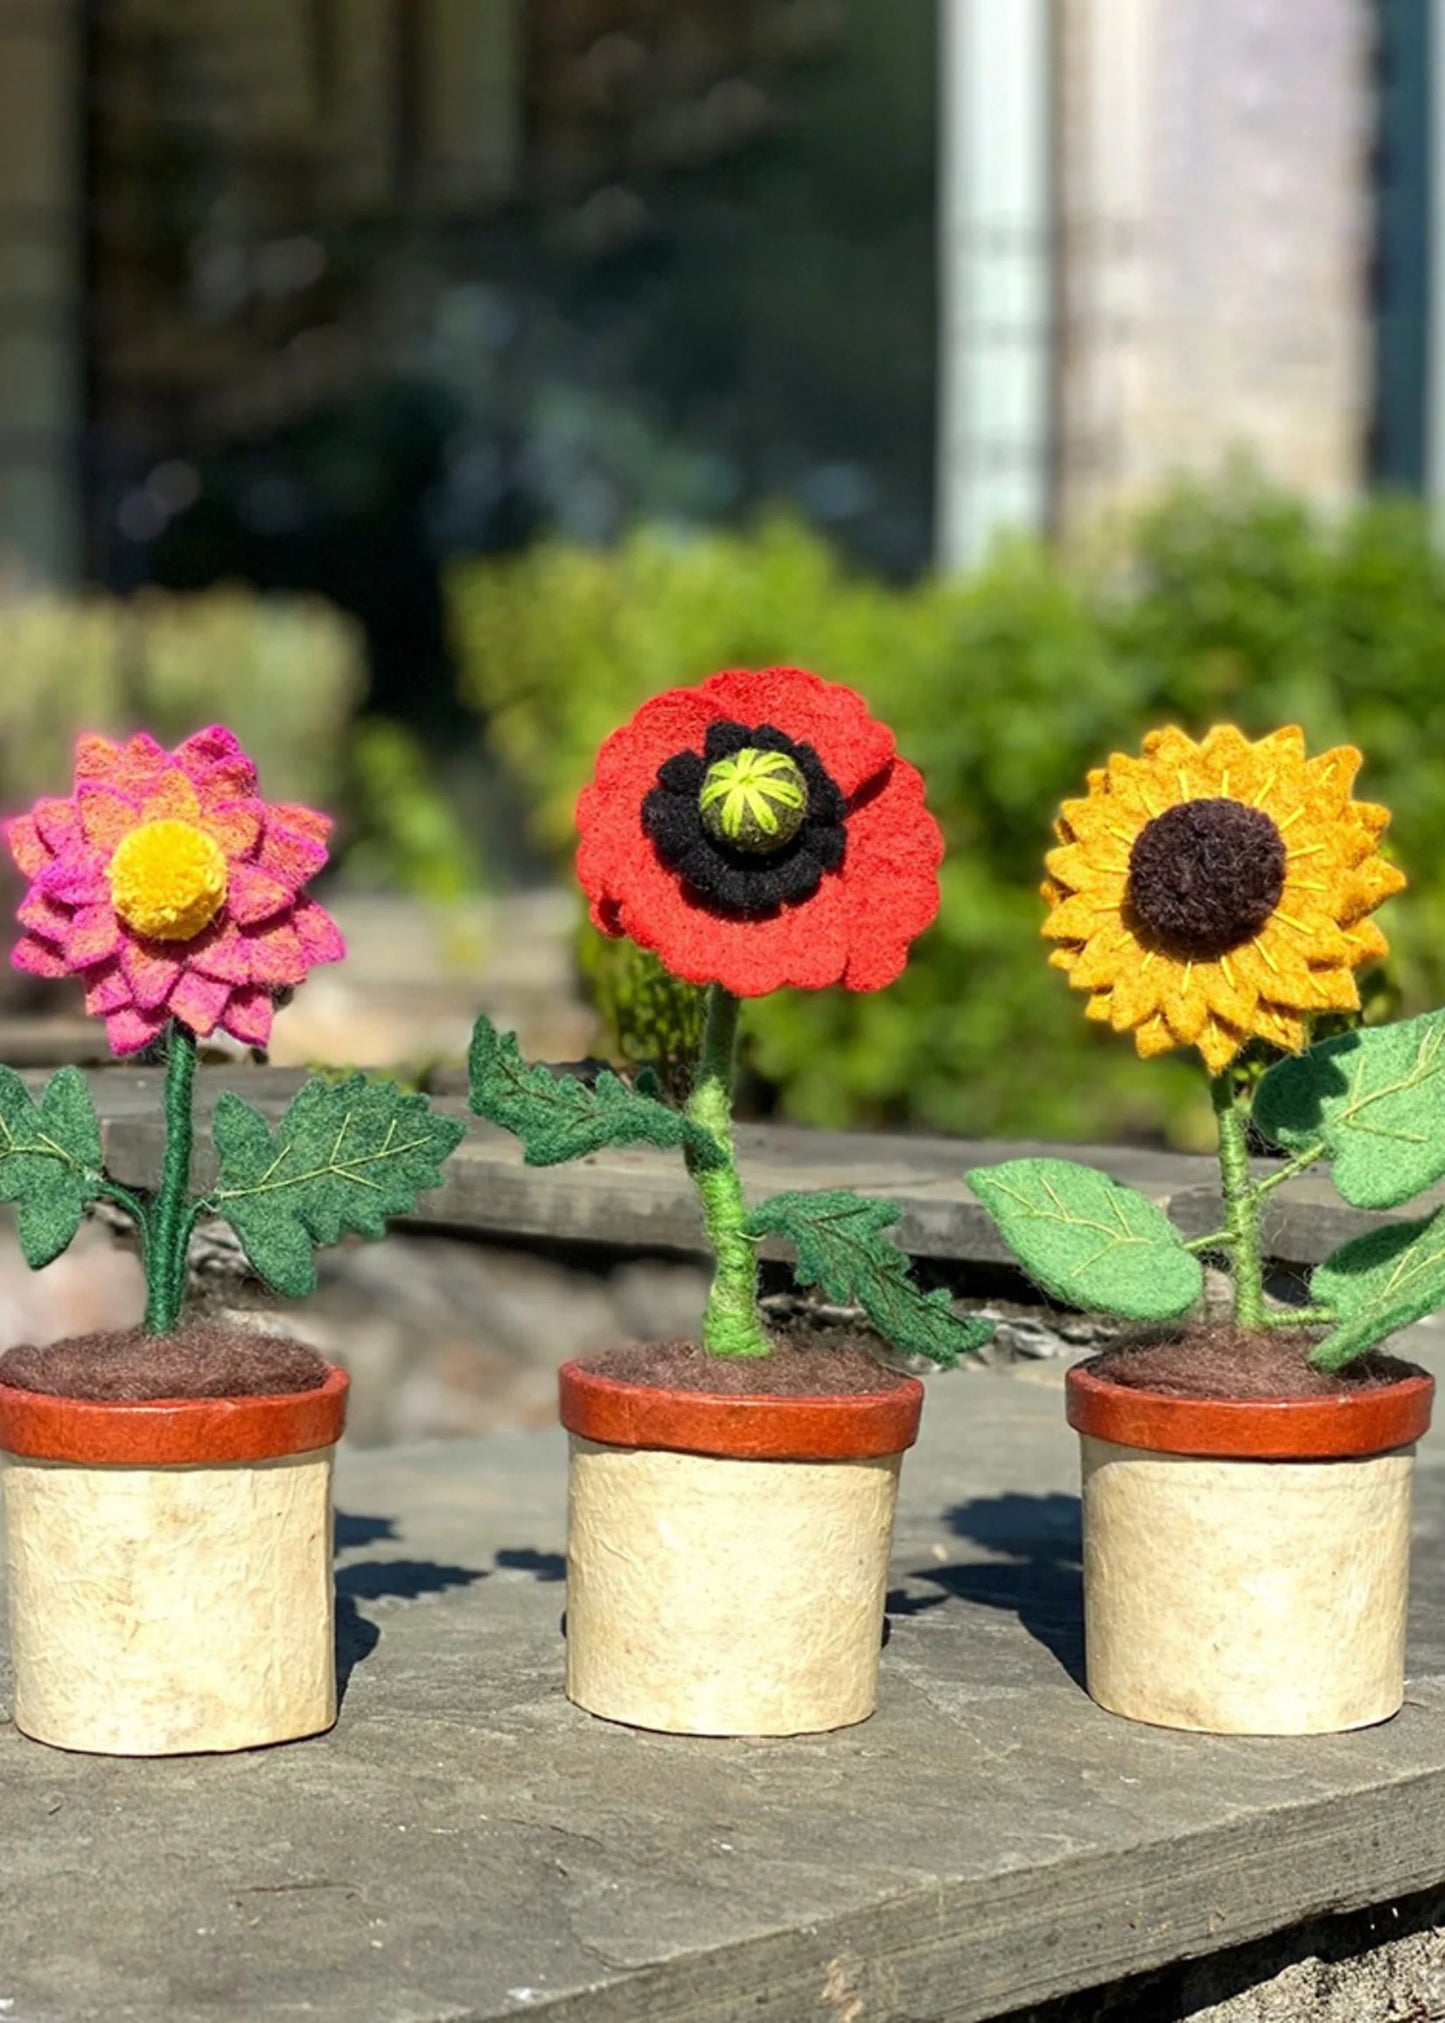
[575,667,942,996]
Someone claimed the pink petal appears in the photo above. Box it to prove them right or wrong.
[64,904,122,968]
[84,960,132,1015]
[270,801,333,847]
[38,849,110,905]
[139,767,201,825]
[120,937,185,1010]
[201,797,263,858]
[77,784,141,851]
[74,734,125,783]
[32,797,81,853]
[255,818,327,888]
[169,969,232,1037]
[18,889,72,938]
[226,861,295,925]
[106,733,169,800]
[220,985,274,1048]
[105,1003,169,1055]
[176,726,245,771]
[13,934,71,979]
[194,757,260,805]
[5,813,49,876]
[241,919,307,986]
[189,923,253,984]
[292,896,345,966]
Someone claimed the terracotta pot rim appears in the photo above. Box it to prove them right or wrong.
[559,1359,924,1461]
[1066,1355,1434,1460]
[0,1365,349,1466]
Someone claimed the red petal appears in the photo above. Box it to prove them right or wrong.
[77,784,141,851]
[74,734,125,782]
[176,726,248,774]
[589,688,722,797]
[836,759,942,990]
[38,849,110,905]
[202,798,264,858]
[699,667,895,798]
[18,890,71,939]
[33,797,81,853]
[243,919,307,986]
[256,815,328,887]
[270,802,333,846]
[291,896,345,966]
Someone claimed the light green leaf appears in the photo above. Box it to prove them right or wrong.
[467,1013,725,1170]
[1311,1210,1445,1368]
[1254,1012,1445,1210]
[745,1189,991,1368]
[212,1077,465,1296]
[966,1157,1202,1321]
[0,1066,104,1269]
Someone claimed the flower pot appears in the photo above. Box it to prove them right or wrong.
[0,1365,348,1756]
[558,1360,925,1737]
[1066,1357,1435,1735]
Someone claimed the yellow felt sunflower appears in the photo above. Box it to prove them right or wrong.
[1042,725,1406,1076]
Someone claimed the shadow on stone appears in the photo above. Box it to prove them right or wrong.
[336,1594,380,1704]
[495,1547,566,1582]
[335,1510,398,1551]
[336,1560,487,1602]
[890,1492,1086,1688]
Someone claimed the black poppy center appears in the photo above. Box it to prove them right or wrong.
[1126,798,1286,959]
[642,719,847,920]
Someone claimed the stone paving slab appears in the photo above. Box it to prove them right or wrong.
[3,1365,1445,2021]
[29,1065,1436,1271]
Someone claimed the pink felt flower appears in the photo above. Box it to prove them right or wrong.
[6,726,345,1055]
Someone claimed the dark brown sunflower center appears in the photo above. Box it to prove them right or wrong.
[1126,798,1286,959]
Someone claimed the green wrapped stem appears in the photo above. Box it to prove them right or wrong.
[142,1021,198,1336]
[685,986,770,1358]
[1211,1069,1265,1330]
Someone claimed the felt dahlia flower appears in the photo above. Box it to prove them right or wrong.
[6,726,344,1054]
[1043,724,1405,1074]
[576,667,942,996]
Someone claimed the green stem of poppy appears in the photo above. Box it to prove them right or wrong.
[685,986,771,1358]
[1210,1069,1265,1330]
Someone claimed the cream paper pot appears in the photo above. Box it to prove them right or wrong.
[558,1358,925,1737]
[1066,1358,1435,1736]
[0,1365,348,1756]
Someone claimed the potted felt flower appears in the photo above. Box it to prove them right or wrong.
[967,723,1434,1735]
[469,667,988,1736]
[0,726,463,1756]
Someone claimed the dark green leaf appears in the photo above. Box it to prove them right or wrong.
[467,1013,724,1169]
[212,1077,465,1296]
[0,1065,103,1268]
[745,1188,991,1368]
[1311,1211,1445,1368]
[966,1157,1202,1320]
[1254,1013,1445,1210]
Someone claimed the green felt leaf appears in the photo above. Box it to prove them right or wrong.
[0,1065,103,1269]
[745,1189,992,1368]
[966,1158,1203,1321]
[211,1077,466,1296]
[467,1013,725,1170]
[1253,1012,1445,1210]
[1311,1211,1445,1368]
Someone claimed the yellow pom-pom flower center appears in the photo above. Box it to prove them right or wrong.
[108,818,229,942]
[699,747,809,854]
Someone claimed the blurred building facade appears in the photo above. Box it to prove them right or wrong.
[0,0,1430,603]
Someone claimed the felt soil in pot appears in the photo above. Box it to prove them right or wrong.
[967,723,1442,1736]
[0,727,464,1755]
[468,668,990,1737]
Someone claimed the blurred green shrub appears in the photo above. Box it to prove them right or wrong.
[0,585,364,815]
[448,483,1445,1146]
[342,718,485,904]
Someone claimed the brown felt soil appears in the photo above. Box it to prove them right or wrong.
[1091,1327,1418,1402]
[580,1332,913,1398]
[0,1324,331,1402]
